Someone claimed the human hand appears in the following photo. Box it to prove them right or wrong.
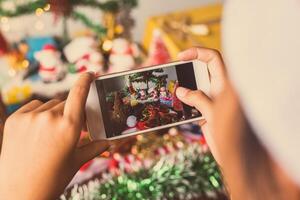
[176,47,227,163]
[0,73,109,200]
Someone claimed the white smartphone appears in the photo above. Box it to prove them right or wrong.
[86,60,210,140]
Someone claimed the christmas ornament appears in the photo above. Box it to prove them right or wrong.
[108,38,139,73]
[49,0,72,17]
[61,143,224,200]
[116,0,137,40]
[34,44,66,83]
[64,37,104,73]
[0,0,139,41]
[1,83,32,105]
[0,31,8,56]
[144,30,171,66]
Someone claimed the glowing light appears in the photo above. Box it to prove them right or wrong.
[101,151,110,157]
[115,25,124,34]
[35,8,44,16]
[136,135,143,141]
[169,127,178,136]
[102,39,113,52]
[22,60,30,68]
[1,17,9,24]
[113,153,121,160]
[44,4,51,11]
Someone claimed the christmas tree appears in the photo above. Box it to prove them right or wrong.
[0,0,139,41]
[128,69,168,91]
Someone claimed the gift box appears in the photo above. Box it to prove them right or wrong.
[143,4,222,60]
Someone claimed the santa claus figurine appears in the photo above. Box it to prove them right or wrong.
[64,37,104,74]
[109,38,139,73]
[34,44,65,83]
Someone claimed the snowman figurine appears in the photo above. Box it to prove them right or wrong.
[35,44,65,83]
[148,87,159,101]
[64,37,104,74]
[139,90,147,101]
[122,115,138,135]
[109,38,138,73]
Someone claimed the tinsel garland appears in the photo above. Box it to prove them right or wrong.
[0,0,46,17]
[60,144,224,200]
[0,0,138,17]
[72,11,107,37]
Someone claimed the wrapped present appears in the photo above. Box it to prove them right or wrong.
[143,4,222,60]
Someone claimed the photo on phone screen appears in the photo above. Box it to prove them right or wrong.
[95,62,201,138]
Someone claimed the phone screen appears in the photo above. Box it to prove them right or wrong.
[95,62,201,138]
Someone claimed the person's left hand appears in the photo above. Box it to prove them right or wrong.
[0,73,109,200]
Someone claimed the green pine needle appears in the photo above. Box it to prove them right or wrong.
[61,144,224,200]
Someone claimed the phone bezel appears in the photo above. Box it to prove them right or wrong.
[86,60,210,140]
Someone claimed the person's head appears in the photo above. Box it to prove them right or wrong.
[217,1,300,199]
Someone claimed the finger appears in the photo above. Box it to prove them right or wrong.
[178,47,226,83]
[178,47,222,63]
[64,72,94,129]
[176,87,213,121]
[75,140,109,167]
[34,99,61,112]
[15,100,43,114]
[50,101,65,115]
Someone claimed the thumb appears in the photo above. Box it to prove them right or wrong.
[176,87,213,122]
[75,140,109,167]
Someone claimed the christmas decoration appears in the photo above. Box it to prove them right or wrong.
[34,44,66,83]
[1,83,32,106]
[0,0,138,41]
[0,31,8,56]
[108,38,140,73]
[64,37,104,74]
[116,0,137,40]
[49,0,72,17]
[142,4,222,60]
[61,143,224,200]
[144,30,171,66]
[5,44,29,77]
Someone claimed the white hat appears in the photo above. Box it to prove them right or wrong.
[223,1,300,185]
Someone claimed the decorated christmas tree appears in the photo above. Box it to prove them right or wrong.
[61,132,226,200]
[0,0,139,41]
[128,69,168,91]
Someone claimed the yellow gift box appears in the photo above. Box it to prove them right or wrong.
[143,4,222,60]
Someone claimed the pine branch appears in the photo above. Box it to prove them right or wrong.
[0,0,46,17]
[71,11,107,37]
[61,144,224,200]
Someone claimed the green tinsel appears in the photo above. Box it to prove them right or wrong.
[71,11,107,37]
[61,144,224,200]
[0,0,46,17]
[0,0,138,17]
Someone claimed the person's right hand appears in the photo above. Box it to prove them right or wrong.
[176,47,227,163]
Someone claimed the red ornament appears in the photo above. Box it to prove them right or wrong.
[49,0,72,16]
[145,30,171,66]
[0,31,8,56]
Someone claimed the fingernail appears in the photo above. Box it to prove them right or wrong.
[176,87,189,98]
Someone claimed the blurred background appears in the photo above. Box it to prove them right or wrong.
[0,1,226,200]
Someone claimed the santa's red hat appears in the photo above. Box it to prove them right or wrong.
[43,44,56,51]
